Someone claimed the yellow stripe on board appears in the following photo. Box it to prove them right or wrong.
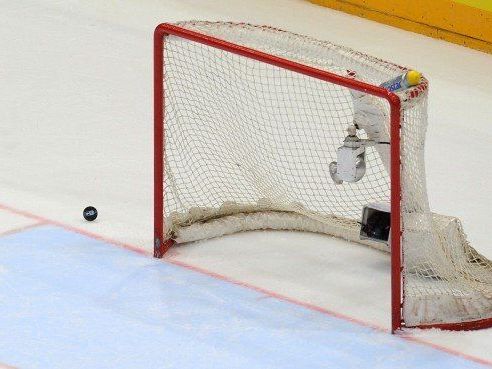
[453,0,492,12]
[309,0,492,54]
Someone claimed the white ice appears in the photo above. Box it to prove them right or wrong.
[0,0,491,364]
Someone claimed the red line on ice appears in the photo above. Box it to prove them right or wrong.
[0,362,19,369]
[0,221,47,238]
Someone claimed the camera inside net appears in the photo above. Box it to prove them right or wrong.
[360,203,391,243]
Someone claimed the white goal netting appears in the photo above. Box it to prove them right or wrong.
[158,21,492,329]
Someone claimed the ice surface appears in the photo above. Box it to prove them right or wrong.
[0,226,488,369]
[0,0,491,365]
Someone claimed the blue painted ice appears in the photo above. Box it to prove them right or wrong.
[0,227,487,369]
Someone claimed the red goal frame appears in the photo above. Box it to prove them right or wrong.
[153,23,492,333]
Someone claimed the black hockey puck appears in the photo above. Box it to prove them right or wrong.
[83,206,98,221]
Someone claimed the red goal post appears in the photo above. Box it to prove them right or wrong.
[153,22,492,333]
[154,22,403,331]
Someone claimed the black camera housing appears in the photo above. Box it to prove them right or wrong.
[360,203,391,243]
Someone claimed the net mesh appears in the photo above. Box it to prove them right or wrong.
[159,21,492,328]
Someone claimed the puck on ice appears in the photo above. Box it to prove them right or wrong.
[83,206,98,221]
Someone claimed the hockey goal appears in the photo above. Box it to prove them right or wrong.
[154,21,492,332]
